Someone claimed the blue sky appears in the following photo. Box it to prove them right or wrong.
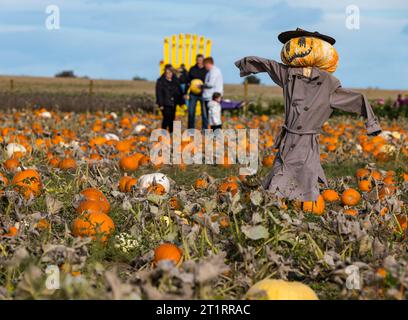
[0,0,407,89]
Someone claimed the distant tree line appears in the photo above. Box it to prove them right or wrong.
[55,70,147,81]
[55,70,77,78]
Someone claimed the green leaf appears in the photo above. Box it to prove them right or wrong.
[146,194,164,205]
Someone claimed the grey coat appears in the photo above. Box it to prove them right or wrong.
[235,56,382,201]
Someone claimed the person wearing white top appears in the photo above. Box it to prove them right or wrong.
[208,92,222,130]
[202,57,224,130]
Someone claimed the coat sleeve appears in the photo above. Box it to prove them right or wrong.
[234,56,288,88]
[204,69,219,89]
[330,85,382,135]
[185,70,191,92]
[175,80,185,105]
[155,80,164,106]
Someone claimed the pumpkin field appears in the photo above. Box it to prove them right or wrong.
[0,106,407,300]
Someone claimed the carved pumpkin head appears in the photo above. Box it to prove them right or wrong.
[281,36,339,73]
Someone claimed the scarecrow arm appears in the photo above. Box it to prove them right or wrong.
[330,86,382,136]
[234,56,288,88]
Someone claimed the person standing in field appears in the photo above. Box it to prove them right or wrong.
[208,92,223,131]
[155,65,183,133]
[187,54,208,129]
[177,64,189,95]
[203,57,224,131]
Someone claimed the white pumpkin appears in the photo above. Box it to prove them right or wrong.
[6,143,27,158]
[69,141,80,149]
[379,131,393,141]
[40,111,52,119]
[134,125,146,134]
[379,144,396,154]
[110,112,118,120]
[391,131,402,140]
[137,173,170,193]
[104,133,120,141]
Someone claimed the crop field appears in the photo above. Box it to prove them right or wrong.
[0,101,407,300]
[0,75,402,99]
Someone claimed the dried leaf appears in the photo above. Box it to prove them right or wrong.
[250,190,263,206]
[46,195,63,214]
[242,225,269,240]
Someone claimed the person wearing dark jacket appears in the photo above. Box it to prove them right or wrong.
[187,54,208,129]
[177,64,189,95]
[156,65,183,133]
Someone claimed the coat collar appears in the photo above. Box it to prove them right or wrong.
[288,67,320,80]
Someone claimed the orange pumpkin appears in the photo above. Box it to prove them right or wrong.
[76,200,105,215]
[378,186,396,200]
[48,157,60,168]
[147,184,166,195]
[216,214,230,228]
[153,243,182,266]
[370,170,382,181]
[132,153,145,164]
[89,153,102,162]
[344,208,358,216]
[383,176,395,186]
[385,170,396,177]
[281,37,339,73]
[59,158,77,171]
[119,155,139,172]
[341,188,361,206]
[36,218,50,230]
[118,176,132,192]
[396,215,407,232]
[72,212,115,242]
[356,168,370,179]
[12,169,42,198]
[219,181,239,196]
[262,155,275,167]
[3,158,20,172]
[2,226,18,237]
[194,178,209,189]
[321,189,339,202]
[169,197,181,210]
[358,180,372,192]
[125,178,138,193]
[80,188,110,215]
[300,195,325,215]
[139,155,150,166]
[379,207,389,216]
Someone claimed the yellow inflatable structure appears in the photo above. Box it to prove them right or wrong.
[159,34,212,117]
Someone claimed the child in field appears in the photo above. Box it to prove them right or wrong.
[208,92,222,131]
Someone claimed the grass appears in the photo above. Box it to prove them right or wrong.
[135,159,408,188]
[323,159,408,178]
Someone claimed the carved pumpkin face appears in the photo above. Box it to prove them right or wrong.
[281,36,339,73]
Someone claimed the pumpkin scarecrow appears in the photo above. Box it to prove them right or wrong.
[235,28,382,201]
